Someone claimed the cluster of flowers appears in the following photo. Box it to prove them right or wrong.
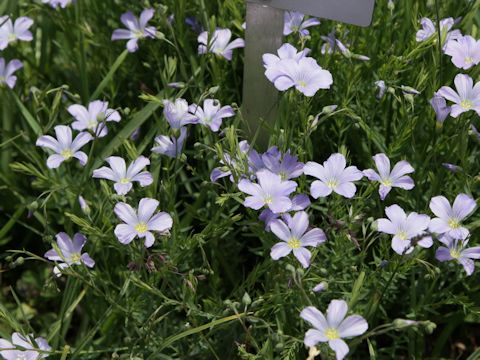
[209,136,479,357]
[152,98,235,157]
[0,15,32,89]
[261,12,372,98]
[1,5,249,356]
[263,43,333,97]
[417,17,480,122]
[3,4,479,359]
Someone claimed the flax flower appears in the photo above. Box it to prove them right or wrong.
[44,232,95,276]
[92,156,153,195]
[300,300,368,360]
[304,153,363,199]
[114,198,173,248]
[270,211,326,268]
[36,125,92,168]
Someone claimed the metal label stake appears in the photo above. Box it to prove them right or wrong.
[242,0,375,149]
[242,2,284,149]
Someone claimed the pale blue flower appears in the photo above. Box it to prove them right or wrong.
[111,9,157,52]
[114,198,173,248]
[44,232,95,277]
[377,204,432,255]
[270,211,326,268]
[36,125,93,169]
[238,169,297,213]
[0,333,51,360]
[304,153,363,199]
[429,193,476,239]
[436,235,480,276]
[283,11,320,37]
[93,156,153,195]
[300,300,368,360]
[198,29,244,60]
[363,153,414,200]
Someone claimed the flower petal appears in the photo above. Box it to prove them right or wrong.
[304,329,327,347]
[310,180,332,198]
[300,306,329,332]
[326,299,348,328]
[81,253,95,268]
[290,211,309,238]
[328,339,349,360]
[114,202,138,225]
[270,219,291,242]
[301,228,326,247]
[138,198,159,223]
[293,247,311,268]
[126,156,150,178]
[147,212,173,233]
[270,242,291,260]
[452,193,476,220]
[114,224,137,244]
[429,196,453,219]
[337,315,368,338]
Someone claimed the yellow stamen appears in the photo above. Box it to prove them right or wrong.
[297,80,308,87]
[135,222,148,233]
[460,100,472,110]
[381,179,392,187]
[288,237,301,249]
[465,56,473,65]
[70,253,81,263]
[397,231,408,241]
[448,218,460,229]
[119,178,130,184]
[133,30,144,39]
[325,328,340,340]
[264,195,273,204]
[326,180,338,189]
[450,249,461,259]
[61,149,73,159]
[87,120,98,130]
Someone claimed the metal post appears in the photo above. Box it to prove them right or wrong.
[242,1,284,150]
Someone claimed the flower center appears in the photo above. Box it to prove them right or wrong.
[61,149,73,159]
[119,177,130,184]
[87,120,98,130]
[279,171,287,181]
[465,56,473,64]
[450,248,461,259]
[326,179,338,189]
[16,355,27,360]
[287,237,301,249]
[324,328,340,340]
[8,33,16,42]
[264,195,273,204]
[297,80,308,88]
[135,222,148,233]
[397,231,408,241]
[71,252,81,263]
[460,100,472,110]
[381,178,392,187]
[448,218,460,229]
[133,29,144,39]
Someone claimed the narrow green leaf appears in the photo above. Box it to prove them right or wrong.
[158,313,247,351]
[12,92,42,136]
[89,49,128,101]
[92,99,161,168]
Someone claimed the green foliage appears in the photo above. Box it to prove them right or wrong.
[1,0,480,359]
